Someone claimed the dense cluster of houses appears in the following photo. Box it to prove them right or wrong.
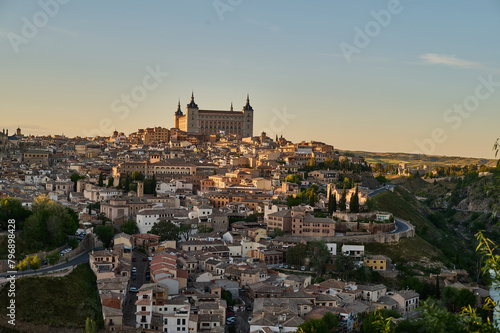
[1,129,423,332]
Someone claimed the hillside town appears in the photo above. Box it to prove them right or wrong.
[0,101,495,332]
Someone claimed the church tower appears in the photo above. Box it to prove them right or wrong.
[242,94,254,137]
[174,100,183,129]
[185,92,199,133]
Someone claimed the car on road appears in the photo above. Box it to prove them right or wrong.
[132,257,137,262]
[248,317,253,323]
[300,266,306,271]
[245,306,252,311]
[131,267,137,273]
[226,317,236,324]
[129,287,139,293]
[142,257,148,261]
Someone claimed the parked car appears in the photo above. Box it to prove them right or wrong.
[131,267,137,273]
[245,306,252,311]
[300,266,306,271]
[248,317,253,323]
[132,257,137,262]
[142,257,148,261]
[129,287,139,293]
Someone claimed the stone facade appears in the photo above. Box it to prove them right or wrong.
[174,93,254,138]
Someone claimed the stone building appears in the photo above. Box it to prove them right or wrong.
[174,93,254,138]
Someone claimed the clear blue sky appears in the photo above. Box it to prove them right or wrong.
[1,0,499,158]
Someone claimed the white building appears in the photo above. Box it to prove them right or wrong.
[342,245,365,258]
[156,179,193,195]
[136,208,188,234]
[135,284,190,332]
[326,243,337,256]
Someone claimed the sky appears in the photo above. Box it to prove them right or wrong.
[1,0,499,159]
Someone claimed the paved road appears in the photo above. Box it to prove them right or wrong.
[233,289,252,333]
[123,250,149,327]
[394,219,410,233]
[368,185,395,198]
[0,249,92,278]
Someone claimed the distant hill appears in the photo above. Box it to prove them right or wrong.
[365,186,481,275]
[347,151,497,169]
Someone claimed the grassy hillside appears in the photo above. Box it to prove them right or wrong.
[368,187,479,273]
[0,263,103,329]
[364,237,444,263]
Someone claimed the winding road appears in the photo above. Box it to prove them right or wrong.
[0,249,92,278]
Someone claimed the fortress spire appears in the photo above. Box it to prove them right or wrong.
[243,93,253,111]
[187,91,198,108]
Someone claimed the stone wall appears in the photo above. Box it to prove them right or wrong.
[335,221,395,234]
[277,218,415,245]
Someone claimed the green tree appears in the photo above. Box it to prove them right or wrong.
[85,317,97,333]
[350,185,359,213]
[197,224,214,233]
[152,174,157,195]
[107,176,114,187]
[335,252,356,280]
[178,224,194,241]
[221,289,235,306]
[94,225,115,248]
[285,174,302,185]
[273,227,284,237]
[308,190,316,207]
[23,195,78,249]
[307,241,330,275]
[120,220,139,235]
[338,185,347,211]
[68,238,79,249]
[149,220,180,241]
[14,256,30,271]
[321,312,339,330]
[297,318,328,333]
[0,197,31,230]
[98,172,104,187]
[123,173,131,192]
[287,195,303,207]
[246,214,258,222]
[29,255,41,271]
[46,250,60,266]
[361,309,399,333]
[70,173,86,192]
[286,243,308,267]
[327,189,336,215]
[131,171,145,181]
